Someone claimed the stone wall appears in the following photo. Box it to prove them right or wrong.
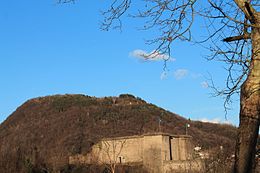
[163,159,205,173]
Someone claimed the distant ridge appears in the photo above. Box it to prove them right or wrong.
[0,94,237,172]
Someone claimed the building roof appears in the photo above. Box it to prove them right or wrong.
[101,132,192,141]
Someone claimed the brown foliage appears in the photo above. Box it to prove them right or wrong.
[0,94,238,172]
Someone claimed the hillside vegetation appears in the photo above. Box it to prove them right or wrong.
[0,94,237,172]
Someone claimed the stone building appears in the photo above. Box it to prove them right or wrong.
[69,133,204,173]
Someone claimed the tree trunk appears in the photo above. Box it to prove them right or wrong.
[234,13,260,173]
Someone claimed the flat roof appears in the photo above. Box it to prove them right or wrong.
[101,132,191,141]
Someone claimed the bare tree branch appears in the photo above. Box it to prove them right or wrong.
[56,0,260,172]
[223,33,251,42]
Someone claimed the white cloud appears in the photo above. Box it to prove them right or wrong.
[200,118,233,125]
[174,69,189,80]
[130,49,175,61]
[200,118,221,124]
[201,81,209,88]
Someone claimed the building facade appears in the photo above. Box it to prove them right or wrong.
[69,133,204,173]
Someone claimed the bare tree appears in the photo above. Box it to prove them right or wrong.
[59,0,260,172]
[102,139,126,173]
[88,139,126,173]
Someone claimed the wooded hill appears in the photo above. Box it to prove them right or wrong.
[0,94,237,172]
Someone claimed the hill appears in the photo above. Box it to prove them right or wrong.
[0,94,237,172]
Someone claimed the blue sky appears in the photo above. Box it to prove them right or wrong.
[0,1,240,125]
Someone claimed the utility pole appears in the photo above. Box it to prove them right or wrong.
[158,118,161,132]
[158,113,163,132]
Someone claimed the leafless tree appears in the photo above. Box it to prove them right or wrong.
[88,139,126,173]
[102,139,126,173]
[59,0,260,172]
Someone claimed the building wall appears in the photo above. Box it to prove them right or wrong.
[69,136,144,165]
[179,138,188,160]
[171,137,180,161]
[95,137,144,164]
[170,136,192,161]
[69,133,198,173]
[143,135,163,173]
[161,135,171,161]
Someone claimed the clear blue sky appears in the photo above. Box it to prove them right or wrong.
[0,1,239,125]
